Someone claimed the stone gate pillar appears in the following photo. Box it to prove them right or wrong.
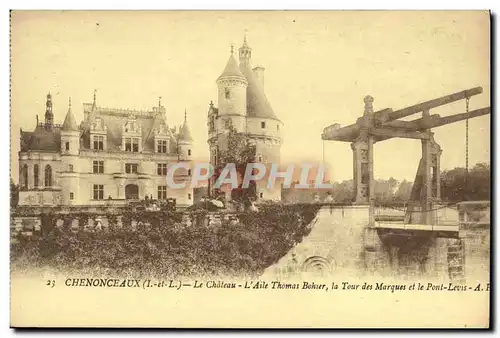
[351,95,375,205]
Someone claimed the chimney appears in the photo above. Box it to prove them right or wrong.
[252,66,265,88]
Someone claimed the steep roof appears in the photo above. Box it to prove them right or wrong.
[178,121,193,142]
[239,62,279,121]
[20,101,184,154]
[20,126,61,152]
[80,105,172,151]
[218,54,246,81]
[62,104,79,131]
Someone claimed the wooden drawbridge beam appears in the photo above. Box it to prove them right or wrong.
[374,86,483,124]
[322,87,484,142]
[370,128,430,140]
[375,107,490,142]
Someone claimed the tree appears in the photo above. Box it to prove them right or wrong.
[441,163,490,202]
[374,177,399,202]
[331,180,354,203]
[394,179,413,201]
[214,124,257,204]
[10,178,19,208]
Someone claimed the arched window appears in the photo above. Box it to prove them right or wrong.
[34,164,39,187]
[22,164,28,189]
[44,165,52,187]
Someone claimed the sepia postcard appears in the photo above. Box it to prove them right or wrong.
[9,10,491,328]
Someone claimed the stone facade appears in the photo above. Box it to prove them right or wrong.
[18,93,194,207]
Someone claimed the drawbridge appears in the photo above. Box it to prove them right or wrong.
[321,86,490,239]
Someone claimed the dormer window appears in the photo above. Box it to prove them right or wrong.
[125,137,140,152]
[90,118,107,151]
[122,115,142,152]
[157,140,168,153]
[93,135,104,150]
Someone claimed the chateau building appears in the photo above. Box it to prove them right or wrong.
[207,36,283,201]
[18,92,194,207]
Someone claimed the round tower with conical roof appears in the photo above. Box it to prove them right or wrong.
[216,45,248,133]
[178,110,193,161]
[60,97,81,205]
[208,34,283,202]
[60,97,80,156]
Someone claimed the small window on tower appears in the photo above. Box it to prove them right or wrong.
[65,142,70,151]
[225,119,231,129]
[259,192,263,198]
[188,149,191,156]
[261,121,266,129]
[225,88,231,99]
[277,124,280,131]
[70,192,74,200]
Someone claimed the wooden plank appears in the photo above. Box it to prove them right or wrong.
[426,108,490,128]
[374,86,483,123]
[374,108,490,142]
[321,108,392,142]
[379,114,441,130]
[375,222,406,230]
[404,224,433,231]
[370,127,430,140]
[433,225,460,232]
[376,222,459,233]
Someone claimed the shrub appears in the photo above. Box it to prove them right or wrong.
[11,204,321,278]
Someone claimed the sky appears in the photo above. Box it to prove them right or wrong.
[10,11,490,183]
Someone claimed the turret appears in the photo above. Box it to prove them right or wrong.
[44,92,54,128]
[177,110,193,161]
[216,45,248,133]
[60,97,81,205]
[92,89,97,111]
[238,33,252,67]
[60,97,80,156]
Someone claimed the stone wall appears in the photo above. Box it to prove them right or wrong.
[262,206,373,280]
[262,205,490,283]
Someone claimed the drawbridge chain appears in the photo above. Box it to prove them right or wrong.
[465,96,470,174]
